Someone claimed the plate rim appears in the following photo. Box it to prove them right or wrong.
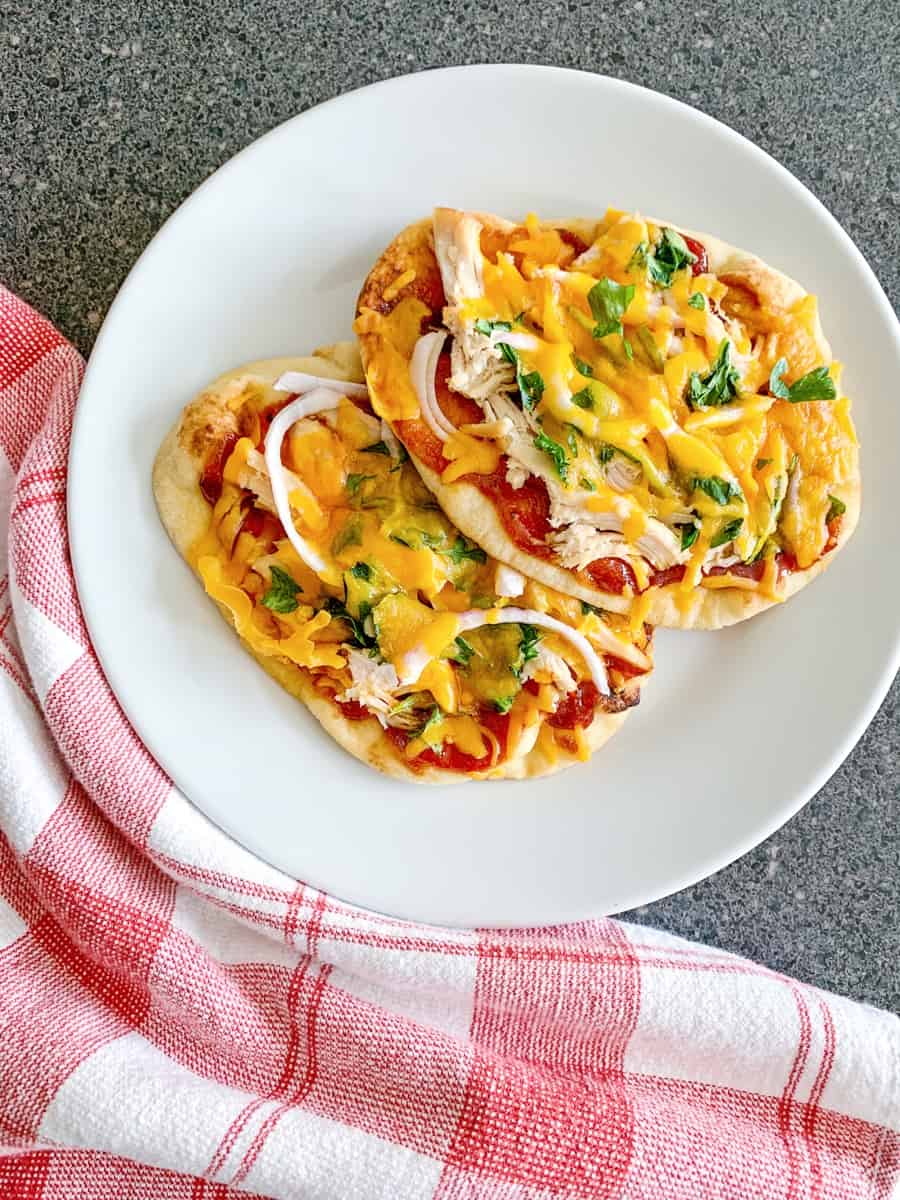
[68,64,900,926]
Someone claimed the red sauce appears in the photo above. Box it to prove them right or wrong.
[255,405,280,451]
[199,433,239,506]
[683,236,708,276]
[585,557,637,594]
[476,469,554,558]
[604,655,648,681]
[558,229,590,259]
[650,552,799,590]
[335,698,371,721]
[823,516,843,556]
[385,707,511,775]
[547,681,600,730]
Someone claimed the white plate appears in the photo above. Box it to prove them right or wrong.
[70,66,900,926]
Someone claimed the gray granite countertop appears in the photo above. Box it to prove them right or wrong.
[2,1,897,1009]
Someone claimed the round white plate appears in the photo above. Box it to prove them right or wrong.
[70,66,900,926]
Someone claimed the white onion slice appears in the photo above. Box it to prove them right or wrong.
[456,608,610,695]
[494,564,525,597]
[489,329,538,353]
[263,388,342,576]
[410,331,455,442]
[274,370,368,398]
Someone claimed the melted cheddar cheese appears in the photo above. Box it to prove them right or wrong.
[191,390,652,777]
[434,207,858,592]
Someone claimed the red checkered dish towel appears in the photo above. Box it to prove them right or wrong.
[0,285,897,1200]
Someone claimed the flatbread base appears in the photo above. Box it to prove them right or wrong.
[356,210,861,630]
[153,350,635,784]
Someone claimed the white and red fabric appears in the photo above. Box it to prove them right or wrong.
[0,284,897,1199]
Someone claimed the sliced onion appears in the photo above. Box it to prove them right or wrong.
[489,329,538,353]
[410,331,455,442]
[455,608,610,695]
[274,370,368,398]
[263,388,341,576]
[494,564,525,597]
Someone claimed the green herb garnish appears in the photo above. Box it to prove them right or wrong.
[261,565,302,614]
[687,339,740,409]
[769,358,837,403]
[534,430,569,481]
[361,440,392,457]
[350,561,372,581]
[323,597,376,649]
[648,227,697,288]
[680,523,700,551]
[573,355,594,378]
[474,317,513,336]
[826,495,846,524]
[580,475,596,492]
[693,475,741,506]
[755,458,773,470]
[346,472,374,497]
[570,386,595,410]
[587,277,635,340]
[710,517,743,548]
[627,242,649,272]
[517,367,545,413]
[493,696,515,714]
[332,517,362,554]
[446,536,487,566]
[688,292,706,310]
[447,635,474,666]
[597,444,615,465]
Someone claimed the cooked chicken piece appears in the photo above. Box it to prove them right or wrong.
[521,645,575,696]
[338,649,399,717]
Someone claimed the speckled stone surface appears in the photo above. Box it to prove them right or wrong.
[2,1,897,1008]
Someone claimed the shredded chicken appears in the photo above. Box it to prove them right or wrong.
[444,309,515,400]
[505,459,528,489]
[236,446,306,514]
[433,209,487,303]
[337,649,399,716]
[521,645,574,696]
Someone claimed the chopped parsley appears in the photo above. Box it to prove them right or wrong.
[587,277,635,340]
[323,596,376,649]
[580,474,596,492]
[361,440,392,457]
[572,355,594,378]
[350,561,372,581]
[474,317,513,336]
[627,241,649,272]
[769,358,837,403]
[597,444,615,465]
[687,339,740,409]
[512,623,541,680]
[688,292,706,310]
[680,522,700,551]
[566,426,579,457]
[826,494,846,524]
[332,517,362,554]
[534,430,569,481]
[693,475,741,506]
[755,457,773,470]
[261,565,302,614]
[636,325,664,372]
[622,337,634,361]
[447,635,474,666]
[580,600,604,617]
[445,536,487,566]
[345,472,374,497]
[710,517,743,548]
[570,386,595,410]
[517,366,545,413]
[493,695,515,714]
[648,227,697,288]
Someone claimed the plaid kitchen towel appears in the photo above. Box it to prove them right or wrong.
[0,283,897,1200]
